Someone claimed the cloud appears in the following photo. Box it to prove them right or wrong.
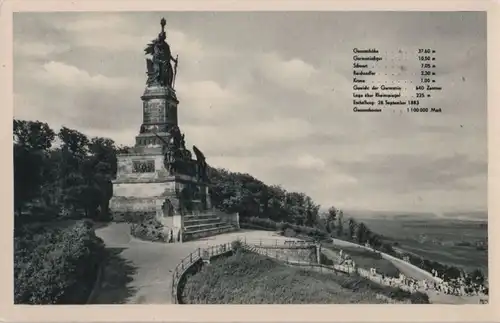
[14,40,70,58]
[176,80,245,123]
[33,61,134,91]
[295,154,326,170]
[12,12,487,213]
[257,52,341,96]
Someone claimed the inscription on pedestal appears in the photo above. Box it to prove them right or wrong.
[132,160,155,173]
[144,99,166,124]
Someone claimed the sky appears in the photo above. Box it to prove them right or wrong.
[13,11,487,214]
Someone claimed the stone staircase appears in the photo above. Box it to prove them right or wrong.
[183,212,237,241]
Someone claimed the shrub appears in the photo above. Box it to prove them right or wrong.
[319,252,334,266]
[276,222,288,232]
[380,243,395,254]
[14,220,104,304]
[284,228,297,237]
[231,239,243,251]
[409,291,430,304]
[130,217,168,242]
[243,217,278,230]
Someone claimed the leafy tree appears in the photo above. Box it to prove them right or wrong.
[336,210,344,236]
[13,120,56,219]
[13,119,55,151]
[325,206,337,233]
[356,222,370,244]
[348,218,357,239]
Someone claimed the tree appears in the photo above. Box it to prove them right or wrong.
[336,210,344,236]
[86,137,118,218]
[304,196,320,227]
[469,269,485,286]
[13,119,55,151]
[57,127,90,216]
[356,222,370,244]
[13,120,56,219]
[348,218,357,239]
[325,206,337,233]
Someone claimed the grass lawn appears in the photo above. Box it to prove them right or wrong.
[181,250,428,304]
[323,243,401,278]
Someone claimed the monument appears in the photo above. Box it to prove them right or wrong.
[109,18,239,242]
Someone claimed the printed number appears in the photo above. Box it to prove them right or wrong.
[410,107,428,112]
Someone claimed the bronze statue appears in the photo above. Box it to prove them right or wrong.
[145,18,178,88]
[193,145,208,181]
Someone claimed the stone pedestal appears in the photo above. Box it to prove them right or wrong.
[110,83,212,237]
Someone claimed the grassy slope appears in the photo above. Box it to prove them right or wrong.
[323,244,401,278]
[182,251,429,304]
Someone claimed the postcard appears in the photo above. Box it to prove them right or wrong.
[1,0,499,322]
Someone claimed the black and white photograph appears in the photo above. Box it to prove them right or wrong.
[11,9,489,308]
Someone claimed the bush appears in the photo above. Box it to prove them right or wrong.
[14,220,104,304]
[319,252,334,266]
[284,228,297,237]
[130,217,168,243]
[409,291,430,304]
[276,222,289,232]
[231,239,243,251]
[242,217,278,230]
[380,243,395,255]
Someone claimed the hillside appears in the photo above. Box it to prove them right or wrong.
[181,250,429,304]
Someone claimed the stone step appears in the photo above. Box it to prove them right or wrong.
[183,217,222,226]
[184,213,218,220]
[184,222,229,232]
[183,224,236,241]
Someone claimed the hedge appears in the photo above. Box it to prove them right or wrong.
[14,220,105,304]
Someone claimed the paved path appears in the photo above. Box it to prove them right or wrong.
[90,223,290,304]
[90,223,483,304]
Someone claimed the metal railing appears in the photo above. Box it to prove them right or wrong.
[171,242,233,304]
[233,236,316,248]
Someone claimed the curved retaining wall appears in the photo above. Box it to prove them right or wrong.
[249,245,317,264]
[171,242,233,304]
